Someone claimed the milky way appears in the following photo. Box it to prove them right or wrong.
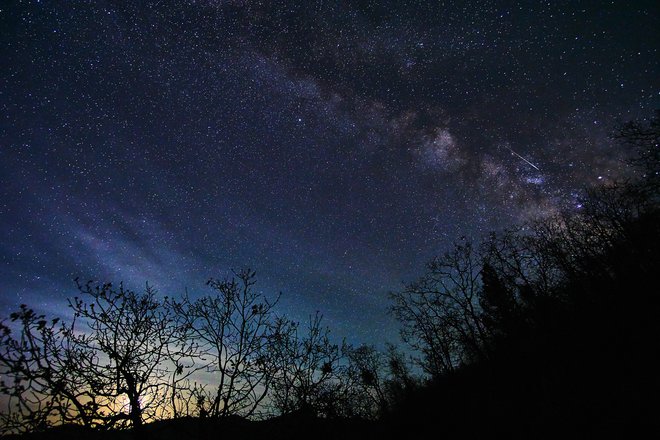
[1,1,658,345]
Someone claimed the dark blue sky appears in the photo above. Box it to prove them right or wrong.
[1,0,658,345]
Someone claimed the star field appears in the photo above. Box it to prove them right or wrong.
[1,0,658,345]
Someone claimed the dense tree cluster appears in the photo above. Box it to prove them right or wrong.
[1,114,658,436]
[384,112,659,435]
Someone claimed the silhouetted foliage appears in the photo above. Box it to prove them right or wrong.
[381,112,660,436]
[67,281,194,429]
[268,312,350,418]
[0,306,91,433]
[0,282,198,433]
[389,238,490,376]
[615,109,660,198]
[344,345,388,418]
[2,114,658,437]
[169,269,280,419]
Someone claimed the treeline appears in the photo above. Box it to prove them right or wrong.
[1,114,658,436]
[384,113,660,435]
[0,270,394,433]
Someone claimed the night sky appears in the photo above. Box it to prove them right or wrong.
[1,1,658,345]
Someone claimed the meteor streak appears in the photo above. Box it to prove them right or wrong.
[505,146,540,171]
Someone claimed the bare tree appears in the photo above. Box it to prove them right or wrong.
[389,239,489,377]
[615,109,660,198]
[344,344,389,418]
[170,269,279,419]
[67,280,182,429]
[268,312,347,417]
[161,308,207,420]
[0,306,97,434]
[0,282,205,434]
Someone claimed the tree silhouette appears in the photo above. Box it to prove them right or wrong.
[381,113,660,436]
[0,281,193,434]
[268,312,348,417]
[344,345,388,418]
[1,114,657,437]
[479,261,520,340]
[0,306,94,433]
[616,109,660,198]
[388,239,489,377]
[169,269,280,419]
[66,280,185,429]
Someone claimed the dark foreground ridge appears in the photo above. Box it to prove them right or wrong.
[5,414,379,440]
[3,403,648,440]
